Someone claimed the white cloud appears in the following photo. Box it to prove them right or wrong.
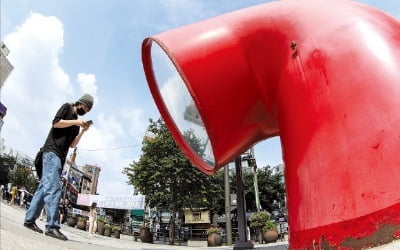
[73,110,146,196]
[121,108,146,141]
[78,114,125,160]
[2,12,72,156]
[97,178,133,197]
[72,112,129,193]
[1,12,138,196]
[77,73,99,103]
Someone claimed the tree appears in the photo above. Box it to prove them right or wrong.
[231,164,286,213]
[8,163,39,194]
[256,166,286,212]
[0,152,16,184]
[1,152,39,194]
[123,119,224,244]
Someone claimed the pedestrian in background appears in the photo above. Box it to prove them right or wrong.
[88,202,98,236]
[64,198,71,221]
[10,184,18,205]
[23,94,94,241]
[0,184,4,200]
[6,182,12,203]
[59,198,66,224]
[19,186,26,208]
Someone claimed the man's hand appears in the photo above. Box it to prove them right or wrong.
[70,120,92,148]
[54,119,90,129]
[75,119,90,130]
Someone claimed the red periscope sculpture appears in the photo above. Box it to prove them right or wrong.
[142,0,400,249]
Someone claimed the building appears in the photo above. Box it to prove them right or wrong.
[61,160,99,204]
[0,41,13,144]
[272,163,285,184]
[0,41,13,88]
[81,164,101,194]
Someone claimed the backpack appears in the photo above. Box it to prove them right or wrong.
[34,149,44,179]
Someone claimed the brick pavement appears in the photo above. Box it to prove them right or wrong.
[5,200,400,249]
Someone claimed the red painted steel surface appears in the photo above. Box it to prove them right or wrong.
[142,0,400,248]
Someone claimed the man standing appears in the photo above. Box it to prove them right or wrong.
[23,94,94,241]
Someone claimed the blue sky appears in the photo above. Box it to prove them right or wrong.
[1,0,399,196]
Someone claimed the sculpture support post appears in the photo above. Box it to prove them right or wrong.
[234,157,254,250]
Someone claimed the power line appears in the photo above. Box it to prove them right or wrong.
[79,145,140,152]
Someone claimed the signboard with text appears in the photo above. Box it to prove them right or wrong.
[77,194,145,210]
[184,209,210,224]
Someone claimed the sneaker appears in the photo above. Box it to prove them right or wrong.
[24,222,43,234]
[45,228,68,241]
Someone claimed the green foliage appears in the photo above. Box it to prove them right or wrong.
[112,226,121,231]
[1,152,39,193]
[97,216,105,222]
[249,211,270,229]
[231,164,286,212]
[206,227,221,235]
[256,166,286,211]
[0,152,15,184]
[123,118,224,212]
[123,119,225,244]
[103,208,125,224]
[262,221,276,232]
[104,224,112,229]
[249,211,276,232]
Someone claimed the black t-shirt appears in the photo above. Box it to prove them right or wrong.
[42,103,79,165]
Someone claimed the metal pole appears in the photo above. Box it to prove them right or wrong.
[250,148,262,244]
[253,164,263,244]
[225,164,232,245]
[250,148,261,212]
[253,166,260,212]
[233,157,254,250]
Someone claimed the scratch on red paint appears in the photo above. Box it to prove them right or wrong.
[393,229,400,239]
[371,142,380,149]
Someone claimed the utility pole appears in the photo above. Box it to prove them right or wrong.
[63,147,77,201]
[224,164,232,245]
[71,147,77,162]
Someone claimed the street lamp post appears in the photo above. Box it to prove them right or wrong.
[243,148,262,244]
[248,148,262,244]
[249,148,261,213]
[233,157,253,250]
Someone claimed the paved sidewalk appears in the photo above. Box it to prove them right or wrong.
[4,201,400,249]
[0,201,288,250]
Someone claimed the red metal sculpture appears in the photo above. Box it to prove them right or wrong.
[142,0,400,248]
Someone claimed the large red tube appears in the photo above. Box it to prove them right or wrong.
[142,0,400,248]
